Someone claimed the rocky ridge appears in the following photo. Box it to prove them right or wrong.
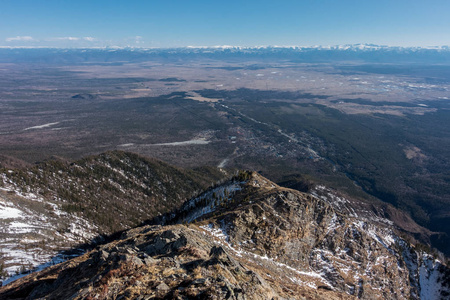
[0,151,226,281]
[1,172,449,299]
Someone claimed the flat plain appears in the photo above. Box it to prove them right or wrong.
[1,49,450,254]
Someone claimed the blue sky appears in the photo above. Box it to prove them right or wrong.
[1,0,449,48]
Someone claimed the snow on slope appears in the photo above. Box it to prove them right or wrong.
[190,175,450,299]
[178,182,242,223]
[0,178,97,284]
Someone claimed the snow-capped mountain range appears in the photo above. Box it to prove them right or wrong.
[1,44,450,65]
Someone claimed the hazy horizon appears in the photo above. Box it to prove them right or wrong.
[1,0,449,48]
[1,44,449,50]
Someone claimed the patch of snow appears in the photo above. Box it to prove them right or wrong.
[217,158,229,169]
[354,221,395,252]
[326,213,340,234]
[2,250,83,286]
[181,182,242,223]
[9,222,37,233]
[0,203,23,219]
[23,122,60,131]
[0,185,97,284]
[152,139,210,146]
[200,224,229,242]
[419,254,444,300]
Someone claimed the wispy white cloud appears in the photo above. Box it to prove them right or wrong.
[83,37,96,42]
[5,36,35,42]
[135,36,143,44]
[48,37,80,41]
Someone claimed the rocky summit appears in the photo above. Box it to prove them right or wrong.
[1,172,449,299]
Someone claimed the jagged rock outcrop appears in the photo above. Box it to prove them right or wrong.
[1,172,449,299]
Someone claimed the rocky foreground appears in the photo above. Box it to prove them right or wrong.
[1,172,449,299]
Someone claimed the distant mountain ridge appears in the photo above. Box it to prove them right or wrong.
[1,44,450,64]
[2,43,450,51]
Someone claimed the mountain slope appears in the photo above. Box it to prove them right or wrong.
[1,172,448,299]
[1,151,226,233]
[0,151,227,281]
